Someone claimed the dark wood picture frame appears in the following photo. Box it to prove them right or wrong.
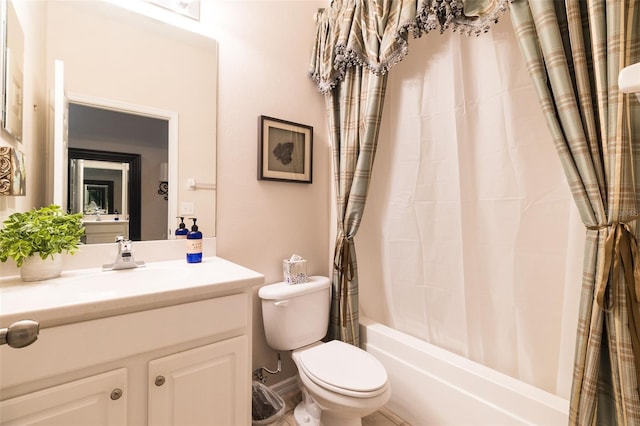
[258,115,313,183]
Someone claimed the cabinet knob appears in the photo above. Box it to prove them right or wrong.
[0,320,39,348]
[155,375,166,386]
[110,388,123,400]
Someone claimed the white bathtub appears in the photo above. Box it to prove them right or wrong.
[360,317,569,425]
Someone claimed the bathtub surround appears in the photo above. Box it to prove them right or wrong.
[360,318,569,425]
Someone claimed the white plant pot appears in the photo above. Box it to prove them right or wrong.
[20,254,63,282]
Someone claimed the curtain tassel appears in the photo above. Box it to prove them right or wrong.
[334,234,354,327]
[589,218,640,380]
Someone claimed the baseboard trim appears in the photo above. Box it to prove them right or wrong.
[270,376,298,396]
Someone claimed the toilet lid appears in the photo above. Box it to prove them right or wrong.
[297,340,388,394]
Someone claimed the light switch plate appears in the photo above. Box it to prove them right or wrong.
[180,202,194,215]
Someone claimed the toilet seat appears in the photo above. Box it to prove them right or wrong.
[295,340,388,398]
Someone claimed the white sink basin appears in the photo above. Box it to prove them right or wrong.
[0,257,264,328]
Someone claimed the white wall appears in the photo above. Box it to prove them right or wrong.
[212,0,330,383]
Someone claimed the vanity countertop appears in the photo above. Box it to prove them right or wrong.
[82,219,130,223]
[0,257,264,329]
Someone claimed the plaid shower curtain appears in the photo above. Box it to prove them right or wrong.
[510,0,640,423]
[309,0,508,344]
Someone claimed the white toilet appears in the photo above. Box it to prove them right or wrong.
[258,276,390,426]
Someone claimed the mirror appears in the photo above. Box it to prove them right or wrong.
[71,159,129,216]
[70,155,134,245]
[67,103,166,242]
[1,0,24,141]
[46,1,217,242]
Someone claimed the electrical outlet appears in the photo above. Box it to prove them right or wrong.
[180,202,194,215]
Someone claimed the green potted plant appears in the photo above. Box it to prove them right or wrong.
[0,205,84,281]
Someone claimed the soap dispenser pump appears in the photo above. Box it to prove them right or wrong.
[186,218,203,263]
[175,217,188,239]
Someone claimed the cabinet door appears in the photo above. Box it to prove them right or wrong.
[0,368,127,425]
[148,336,248,426]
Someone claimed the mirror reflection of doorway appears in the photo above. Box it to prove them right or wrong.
[71,159,127,215]
[68,148,142,241]
[84,180,113,213]
[68,103,169,241]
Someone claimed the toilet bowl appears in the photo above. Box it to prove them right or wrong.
[258,277,391,426]
[292,340,391,426]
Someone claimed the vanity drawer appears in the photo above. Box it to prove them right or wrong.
[0,293,248,390]
[82,221,129,244]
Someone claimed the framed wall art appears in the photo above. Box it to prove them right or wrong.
[258,115,313,184]
[0,145,25,195]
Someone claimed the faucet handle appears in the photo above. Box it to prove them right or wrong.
[102,237,144,271]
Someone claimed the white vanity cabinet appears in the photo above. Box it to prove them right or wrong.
[0,369,128,425]
[0,282,255,426]
[149,337,247,425]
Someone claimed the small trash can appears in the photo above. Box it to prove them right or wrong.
[252,381,285,425]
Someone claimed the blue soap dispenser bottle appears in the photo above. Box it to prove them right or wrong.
[175,217,188,239]
[186,218,203,263]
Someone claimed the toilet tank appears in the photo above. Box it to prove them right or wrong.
[258,276,331,351]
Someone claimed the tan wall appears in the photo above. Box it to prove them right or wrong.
[213,1,330,384]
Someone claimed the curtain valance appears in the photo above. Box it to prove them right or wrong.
[309,0,510,93]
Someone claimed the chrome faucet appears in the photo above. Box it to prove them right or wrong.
[102,236,145,271]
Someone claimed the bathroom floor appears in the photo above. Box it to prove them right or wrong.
[274,389,411,426]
